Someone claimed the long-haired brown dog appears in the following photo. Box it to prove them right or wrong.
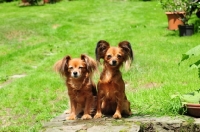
[94,40,133,119]
[54,54,97,120]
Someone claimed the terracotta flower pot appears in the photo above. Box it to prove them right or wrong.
[165,12,184,30]
[43,0,48,3]
[186,103,200,117]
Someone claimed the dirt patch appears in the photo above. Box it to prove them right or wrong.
[0,74,26,89]
[5,30,33,42]
[140,82,161,89]
[52,24,61,29]
[10,74,26,79]
[126,82,162,93]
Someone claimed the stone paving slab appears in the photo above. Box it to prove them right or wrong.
[41,113,200,132]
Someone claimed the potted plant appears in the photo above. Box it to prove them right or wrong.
[172,90,200,117]
[175,45,200,117]
[160,0,184,30]
[176,0,200,36]
[160,0,200,35]
[180,44,200,75]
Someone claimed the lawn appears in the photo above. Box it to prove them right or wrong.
[0,0,200,131]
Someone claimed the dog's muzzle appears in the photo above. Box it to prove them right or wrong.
[111,60,117,66]
[72,72,79,78]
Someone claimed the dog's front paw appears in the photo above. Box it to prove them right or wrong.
[113,113,122,119]
[94,113,102,119]
[67,114,76,120]
[64,109,71,114]
[81,114,92,120]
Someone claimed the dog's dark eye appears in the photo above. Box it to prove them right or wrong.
[117,54,122,58]
[69,67,73,69]
[79,66,83,69]
[107,55,111,59]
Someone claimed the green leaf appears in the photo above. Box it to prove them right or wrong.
[180,45,200,64]
[181,94,200,103]
[179,45,200,79]
[198,68,200,79]
[186,45,200,57]
[180,54,190,62]
[190,60,200,68]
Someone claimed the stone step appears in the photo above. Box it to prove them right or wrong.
[41,113,200,132]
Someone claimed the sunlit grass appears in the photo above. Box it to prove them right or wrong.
[0,0,200,131]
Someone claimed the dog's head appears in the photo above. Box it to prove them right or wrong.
[95,40,133,68]
[54,54,97,78]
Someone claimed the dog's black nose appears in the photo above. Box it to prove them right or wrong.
[112,60,117,65]
[73,72,78,75]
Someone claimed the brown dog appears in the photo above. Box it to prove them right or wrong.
[94,40,133,119]
[54,54,97,120]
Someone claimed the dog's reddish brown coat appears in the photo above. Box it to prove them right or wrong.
[54,54,97,120]
[94,40,133,119]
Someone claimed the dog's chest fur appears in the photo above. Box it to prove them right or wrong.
[67,78,90,101]
[101,70,112,82]
[98,67,125,99]
[100,69,121,83]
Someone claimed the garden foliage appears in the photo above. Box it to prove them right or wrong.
[180,44,200,78]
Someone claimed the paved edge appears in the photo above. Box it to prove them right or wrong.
[41,113,200,132]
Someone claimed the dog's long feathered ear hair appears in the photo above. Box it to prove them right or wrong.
[54,56,71,77]
[95,40,110,62]
[118,41,134,69]
[81,54,97,74]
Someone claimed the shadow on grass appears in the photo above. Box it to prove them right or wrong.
[165,30,179,37]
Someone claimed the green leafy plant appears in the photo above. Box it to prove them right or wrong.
[172,90,200,104]
[181,90,200,104]
[172,44,200,114]
[160,0,200,24]
[180,44,200,78]
[160,0,182,12]
[170,90,200,115]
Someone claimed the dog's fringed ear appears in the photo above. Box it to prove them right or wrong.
[95,40,110,62]
[81,54,97,74]
[118,41,134,69]
[54,56,71,77]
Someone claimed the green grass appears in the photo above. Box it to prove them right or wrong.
[0,0,200,131]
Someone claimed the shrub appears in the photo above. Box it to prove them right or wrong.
[180,44,200,78]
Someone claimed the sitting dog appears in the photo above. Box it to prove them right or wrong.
[54,54,97,120]
[94,40,133,119]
